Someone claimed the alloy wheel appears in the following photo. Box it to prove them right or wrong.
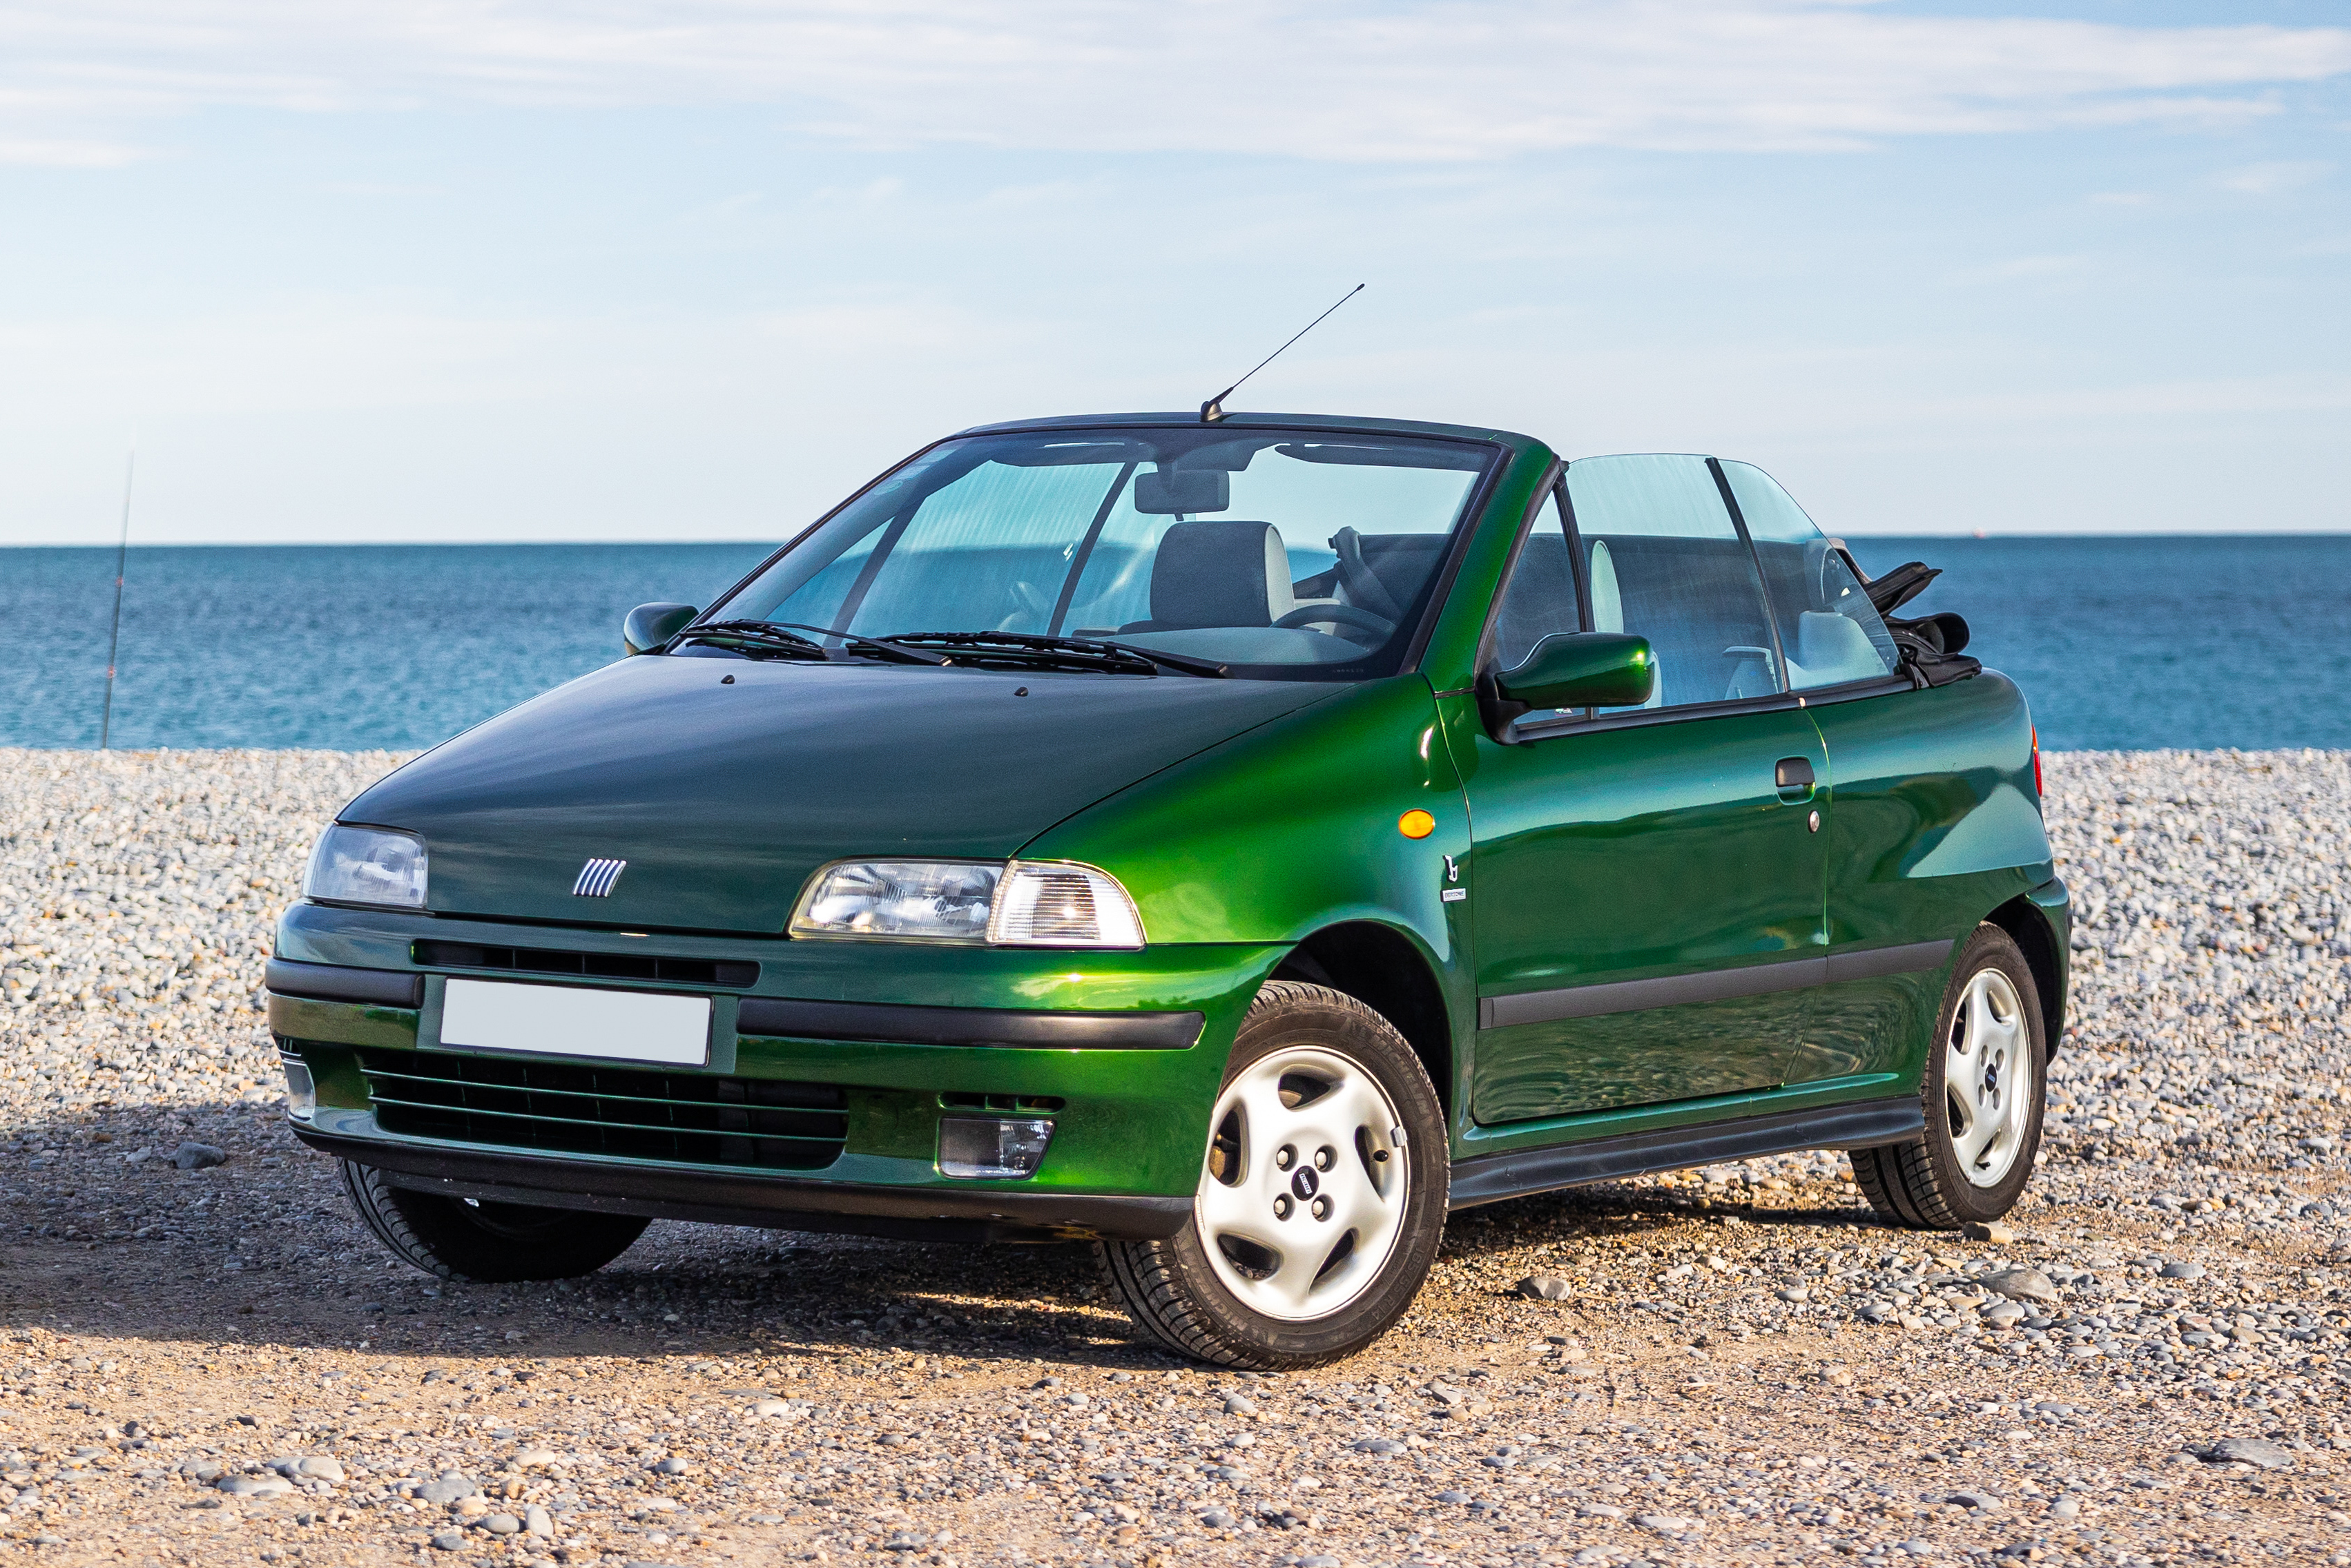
[1946,967,2032,1188]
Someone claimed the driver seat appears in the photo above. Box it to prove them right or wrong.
[1119,521,1295,632]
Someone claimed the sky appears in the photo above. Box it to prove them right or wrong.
[1,0,2347,545]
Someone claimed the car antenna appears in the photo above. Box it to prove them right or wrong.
[98,449,134,751]
[1200,283,1364,423]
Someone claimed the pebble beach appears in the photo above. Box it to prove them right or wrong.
[0,745,2345,1568]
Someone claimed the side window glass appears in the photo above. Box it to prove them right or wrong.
[1720,461,1900,690]
[1563,455,1781,709]
[1488,486,1575,670]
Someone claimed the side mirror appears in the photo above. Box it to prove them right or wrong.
[1491,631,1655,712]
[623,603,698,657]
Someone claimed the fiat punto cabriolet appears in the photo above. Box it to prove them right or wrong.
[269,412,2067,1367]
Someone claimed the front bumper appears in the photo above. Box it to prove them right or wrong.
[271,901,1280,1240]
[292,1112,1190,1241]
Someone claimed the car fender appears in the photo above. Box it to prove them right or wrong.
[1017,674,1471,969]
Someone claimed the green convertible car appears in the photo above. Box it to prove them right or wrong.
[269,411,2068,1368]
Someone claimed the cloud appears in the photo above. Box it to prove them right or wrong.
[1,1,2348,163]
[2217,159,2333,195]
[0,135,148,166]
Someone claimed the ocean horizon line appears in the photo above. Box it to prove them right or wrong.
[6,528,2351,551]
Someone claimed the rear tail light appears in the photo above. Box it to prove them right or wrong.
[2031,725,2044,799]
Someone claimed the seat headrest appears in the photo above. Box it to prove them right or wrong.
[1148,521,1295,629]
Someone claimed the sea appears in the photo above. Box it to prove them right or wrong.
[1,536,2346,752]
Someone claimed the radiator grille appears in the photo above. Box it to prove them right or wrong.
[412,940,757,990]
[358,1048,846,1170]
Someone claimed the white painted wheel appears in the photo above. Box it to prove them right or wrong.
[1194,1045,1410,1322]
[1946,966,2033,1189]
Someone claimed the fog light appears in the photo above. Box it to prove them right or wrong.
[938,1116,1054,1180]
[280,1054,316,1121]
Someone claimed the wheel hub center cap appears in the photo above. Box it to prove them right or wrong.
[1290,1168,1319,1200]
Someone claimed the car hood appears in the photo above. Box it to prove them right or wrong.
[341,654,1337,935]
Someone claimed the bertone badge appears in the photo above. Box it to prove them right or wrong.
[572,858,627,898]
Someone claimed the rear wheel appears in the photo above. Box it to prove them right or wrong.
[1850,924,2047,1229]
[340,1161,648,1282]
[1097,981,1447,1368]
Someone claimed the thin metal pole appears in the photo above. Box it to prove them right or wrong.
[99,452,133,751]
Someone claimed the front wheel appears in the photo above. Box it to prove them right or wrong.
[340,1161,648,1282]
[1097,981,1447,1368]
[1851,923,2048,1229]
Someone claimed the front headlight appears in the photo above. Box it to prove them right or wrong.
[791,859,1144,949]
[304,824,428,909]
[791,860,1002,942]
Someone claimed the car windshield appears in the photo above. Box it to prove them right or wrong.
[700,426,1498,679]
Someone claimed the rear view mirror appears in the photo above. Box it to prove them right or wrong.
[1133,469,1230,515]
[1492,632,1655,711]
[624,603,698,657]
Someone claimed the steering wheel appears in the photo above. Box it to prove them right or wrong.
[1329,527,1404,621]
[1275,602,1395,638]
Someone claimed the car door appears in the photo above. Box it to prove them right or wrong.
[1453,454,1830,1123]
[1721,460,2049,1085]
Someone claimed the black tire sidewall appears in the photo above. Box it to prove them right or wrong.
[1918,926,2047,1223]
[342,1160,647,1282]
[1146,983,1448,1365]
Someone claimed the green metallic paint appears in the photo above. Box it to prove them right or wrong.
[1416,445,1561,695]
[1443,691,1830,1122]
[623,602,698,657]
[275,901,1290,1199]
[2024,875,2073,1034]
[267,413,2070,1226]
[1493,632,1656,710]
[1793,672,2052,1087]
[266,992,418,1051]
[340,657,1337,936]
[1023,677,1469,949]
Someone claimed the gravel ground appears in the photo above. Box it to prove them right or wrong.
[0,745,2347,1568]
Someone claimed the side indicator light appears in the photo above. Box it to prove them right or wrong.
[1398,809,1435,840]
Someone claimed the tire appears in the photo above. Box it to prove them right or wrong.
[340,1161,648,1282]
[1096,980,1447,1369]
[1850,923,2048,1230]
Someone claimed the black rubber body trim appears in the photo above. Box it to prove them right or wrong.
[735,998,1203,1050]
[1481,956,1823,1028]
[1824,938,1954,985]
[1449,1095,1924,1210]
[264,958,424,1009]
[292,1123,1191,1242]
[1478,939,1953,1029]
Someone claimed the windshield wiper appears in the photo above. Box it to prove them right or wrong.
[757,621,953,666]
[671,619,951,666]
[878,630,1230,678]
[670,619,829,661]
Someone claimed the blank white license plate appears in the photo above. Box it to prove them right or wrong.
[440,978,710,1066]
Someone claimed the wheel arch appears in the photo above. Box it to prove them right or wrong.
[1986,894,2065,1058]
[1268,920,1457,1117]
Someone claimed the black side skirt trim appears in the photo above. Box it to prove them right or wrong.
[293,1124,1191,1242]
[1449,1095,1924,1210]
[1478,938,1953,1029]
[736,998,1203,1051]
[264,958,425,1009]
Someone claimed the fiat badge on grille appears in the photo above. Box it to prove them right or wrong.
[572,858,627,897]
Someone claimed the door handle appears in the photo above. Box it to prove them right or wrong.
[1774,757,1815,791]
